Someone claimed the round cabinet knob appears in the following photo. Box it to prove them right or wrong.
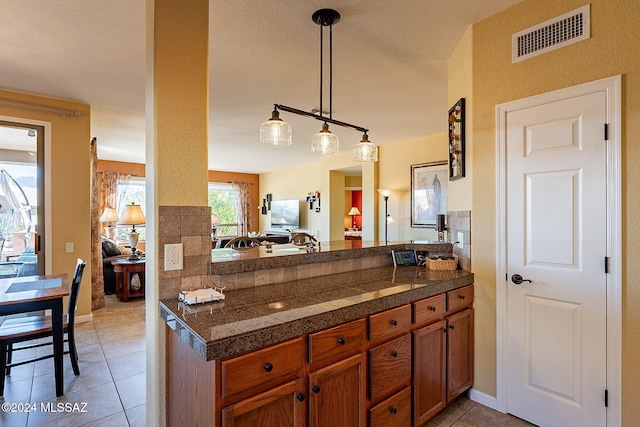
[390,319,398,326]
[337,337,346,345]
[449,324,455,330]
[312,385,321,394]
[389,407,398,414]
[458,295,466,300]
[428,306,436,312]
[390,351,398,358]
[263,362,273,372]
[296,393,306,402]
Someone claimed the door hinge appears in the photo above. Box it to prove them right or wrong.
[604,256,610,274]
[604,123,609,141]
[605,389,609,407]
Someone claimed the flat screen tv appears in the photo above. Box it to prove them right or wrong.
[270,199,300,230]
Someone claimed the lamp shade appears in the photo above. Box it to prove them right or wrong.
[348,207,361,216]
[260,109,292,147]
[311,123,339,155]
[118,203,146,226]
[377,189,391,198]
[99,207,119,223]
[352,133,378,162]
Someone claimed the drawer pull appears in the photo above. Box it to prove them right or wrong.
[312,385,321,394]
[458,295,466,300]
[263,362,273,372]
[337,337,346,345]
[429,306,436,312]
[390,351,398,358]
[449,324,455,330]
[390,319,398,326]
[296,393,306,402]
[389,407,398,414]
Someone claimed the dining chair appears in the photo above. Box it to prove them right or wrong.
[0,258,86,396]
[224,237,261,249]
[289,232,318,246]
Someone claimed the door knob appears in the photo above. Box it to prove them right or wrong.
[511,274,532,285]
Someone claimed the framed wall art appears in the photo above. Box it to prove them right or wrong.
[411,161,448,228]
[448,98,465,180]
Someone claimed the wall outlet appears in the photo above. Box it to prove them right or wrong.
[457,232,464,250]
[164,243,183,271]
[65,242,74,253]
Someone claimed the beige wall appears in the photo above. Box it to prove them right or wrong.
[0,89,92,317]
[259,162,322,235]
[378,134,448,242]
[466,0,639,422]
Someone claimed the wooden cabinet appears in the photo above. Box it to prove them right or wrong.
[413,320,447,425]
[413,285,474,425]
[221,379,307,427]
[446,308,474,402]
[308,352,367,427]
[167,284,474,427]
[369,386,411,427]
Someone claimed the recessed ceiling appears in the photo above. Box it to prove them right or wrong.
[0,0,523,174]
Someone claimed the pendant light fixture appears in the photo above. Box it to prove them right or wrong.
[259,8,378,162]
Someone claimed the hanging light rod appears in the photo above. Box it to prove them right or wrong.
[260,8,378,162]
[272,104,369,134]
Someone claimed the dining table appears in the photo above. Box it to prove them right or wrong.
[0,273,69,397]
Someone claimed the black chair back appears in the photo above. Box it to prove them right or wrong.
[67,259,86,328]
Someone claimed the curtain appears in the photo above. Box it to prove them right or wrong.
[90,138,104,310]
[98,171,130,217]
[232,181,252,236]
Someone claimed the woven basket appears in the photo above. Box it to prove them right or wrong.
[426,255,458,271]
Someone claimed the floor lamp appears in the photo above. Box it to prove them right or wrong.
[378,189,391,244]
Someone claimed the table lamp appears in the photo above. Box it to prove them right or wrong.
[347,207,361,229]
[99,207,119,241]
[117,203,146,260]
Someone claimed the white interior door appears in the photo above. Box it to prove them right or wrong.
[505,92,607,426]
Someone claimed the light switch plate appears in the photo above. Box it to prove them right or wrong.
[164,243,183,271]
[65,242,74,253]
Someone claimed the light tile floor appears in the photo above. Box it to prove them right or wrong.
[0,295,146,427]
[1,294,535,427]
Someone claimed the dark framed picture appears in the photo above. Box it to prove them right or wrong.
[448,98,465,181]
[410,161,448,228]
[392,249,418,266]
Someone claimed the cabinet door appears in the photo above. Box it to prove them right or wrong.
[413,320,446,425]
[308,352,366,427]
[221,379,307,427]
[447,308,474,402]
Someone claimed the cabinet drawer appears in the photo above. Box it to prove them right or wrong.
[447,285,474,312]
[413,294,446,325]
[309,318,367,367]
[369,304,412,344]
[369,386,411,427]
[221,337,304,399]
[369,334,411,402]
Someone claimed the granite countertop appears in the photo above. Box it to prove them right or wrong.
[160,265,473,361]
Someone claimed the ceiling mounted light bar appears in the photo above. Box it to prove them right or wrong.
[259,8,378,162]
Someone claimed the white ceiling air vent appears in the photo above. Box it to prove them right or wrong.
[512,5,590,63]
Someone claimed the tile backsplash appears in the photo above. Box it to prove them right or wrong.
[447,210,471,272]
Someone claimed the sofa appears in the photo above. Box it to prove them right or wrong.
[101,237,128,294]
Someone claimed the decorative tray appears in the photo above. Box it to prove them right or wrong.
[178,287,225,305]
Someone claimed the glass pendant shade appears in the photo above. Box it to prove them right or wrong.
[260,110,292,146]
[352,133,378,162]
[311,123,339,155]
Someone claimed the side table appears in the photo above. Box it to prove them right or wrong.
[112,259,145,302]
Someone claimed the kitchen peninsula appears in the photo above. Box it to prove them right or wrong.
[160,241,474,426]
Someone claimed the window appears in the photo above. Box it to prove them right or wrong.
[116,177,146,242]
[208,183,239,237]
